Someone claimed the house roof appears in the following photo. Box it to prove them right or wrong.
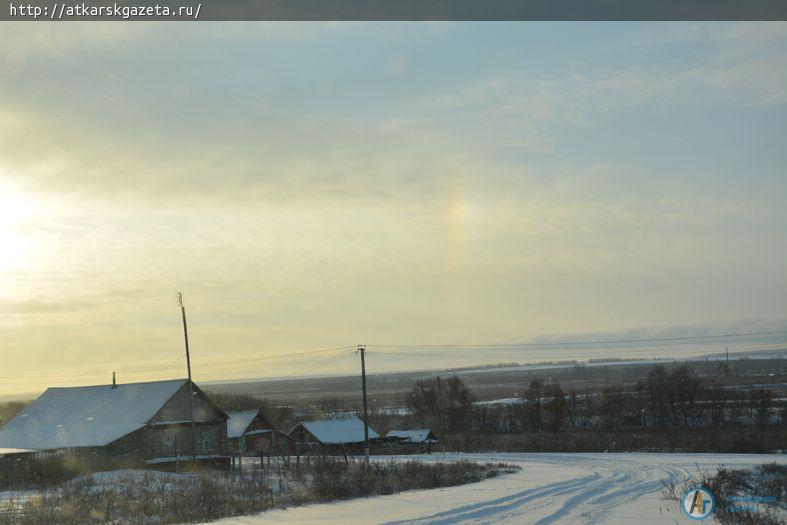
[293,416,379,444]
[226,410,261,439]
[244,429,292,437]
[0,448,32,456]
[386,429,437,443]
[0,379,188,451]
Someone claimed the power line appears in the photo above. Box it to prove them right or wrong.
[367,343,787,362]
[0,345,356,381]
[366,339,787,359]
[4,330,785,386]
[0,352,356,384]
[366,330,787,350]
[292,349,356,376]
[147,355,185,381]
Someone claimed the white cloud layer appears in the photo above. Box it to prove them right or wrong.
[0,22,785,395]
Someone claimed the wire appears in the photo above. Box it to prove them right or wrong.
[366,330,787,349]
[365,338,787,359]
[147,355,187,381]
[286,349,356,377]
[3,330,784,386]
[0,345,356,381]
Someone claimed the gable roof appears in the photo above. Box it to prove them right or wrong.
[291,416,379,444]
[226,410,261,439]
[0,379,187,451]
[386,429,437,443]
[0,448,32,456]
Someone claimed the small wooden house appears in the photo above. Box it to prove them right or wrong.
[0,379,229,469]
[226,409,294,455]
[385,429,438,445]
[289,415,379,450]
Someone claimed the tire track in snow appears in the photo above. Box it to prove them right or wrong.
[581,467,663,520]
[531,471,631,525]
[203,453,787,525]
[397,455,675,525]
[382,474,600,525]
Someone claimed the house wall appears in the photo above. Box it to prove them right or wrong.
[139,382,228,459]
[229,413,295,454]
[290,424,316,444]
[245,414,274,433]
[74,383,228,461]
[231,431,295,455]
[150,382,225,425]
[139,422,226,459]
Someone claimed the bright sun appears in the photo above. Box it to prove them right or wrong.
[0,181,43,275]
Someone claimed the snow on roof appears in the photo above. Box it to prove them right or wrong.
[226,410,260,439]
[145,453,225,465]
[296,416,379,444]
[0,379,187,451]
[245,429,288,437]
[386,429,437,443]
[0,447,32,456]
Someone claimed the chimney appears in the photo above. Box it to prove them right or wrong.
[112,372,117,388]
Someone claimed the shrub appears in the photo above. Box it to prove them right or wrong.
[662,463,786,525]
[0,459,517,525]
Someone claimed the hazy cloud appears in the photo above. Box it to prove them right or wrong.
[0,22,785,395]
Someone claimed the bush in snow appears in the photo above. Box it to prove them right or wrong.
[0,459,517,524]
[662,463,786,525]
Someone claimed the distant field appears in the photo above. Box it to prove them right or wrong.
[203,355,787,410]
[4,354,785,424]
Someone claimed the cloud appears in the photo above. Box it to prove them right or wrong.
[1,22,785,206]
[527,317,787,344]
[0,23,785,394]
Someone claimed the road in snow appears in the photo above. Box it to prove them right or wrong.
[204,452,786,525]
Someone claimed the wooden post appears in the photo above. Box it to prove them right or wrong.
[177,292,198,461]
[359,345,370,464]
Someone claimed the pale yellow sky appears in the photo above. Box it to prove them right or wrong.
[1,23,786,397]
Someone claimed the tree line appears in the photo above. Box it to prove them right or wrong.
[404,364,784,435]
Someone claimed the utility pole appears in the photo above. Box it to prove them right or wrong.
[177,292,198,461]
[358,345,370,464]
[725,346,730,366]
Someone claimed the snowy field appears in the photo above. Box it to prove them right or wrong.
[204,452,786,525]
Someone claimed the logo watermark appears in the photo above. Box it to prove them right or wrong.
[682,487,715,520]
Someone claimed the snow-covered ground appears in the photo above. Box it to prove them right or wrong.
[203,452,786,525]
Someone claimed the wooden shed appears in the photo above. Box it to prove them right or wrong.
[385,429,438,445]
[288,415,379,452]
[385,429,439,452]
[226,409,295,455]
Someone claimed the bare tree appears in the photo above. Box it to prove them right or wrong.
[406,376,475,433]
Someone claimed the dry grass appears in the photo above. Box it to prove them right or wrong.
[0,458,518,525]
[662,463,786,525]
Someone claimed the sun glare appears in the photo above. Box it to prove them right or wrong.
[0,180,43,275]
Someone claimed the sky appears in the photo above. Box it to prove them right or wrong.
[0,22,786,397]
